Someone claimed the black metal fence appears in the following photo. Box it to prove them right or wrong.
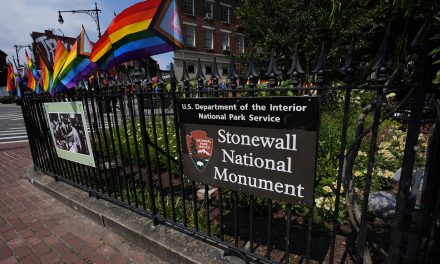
[19,28,440,263]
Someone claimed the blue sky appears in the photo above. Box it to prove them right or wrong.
[0,0,173,69]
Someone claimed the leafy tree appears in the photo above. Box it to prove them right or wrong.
[235,0,439,82]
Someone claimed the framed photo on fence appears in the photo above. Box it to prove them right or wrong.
[44,102,96,167]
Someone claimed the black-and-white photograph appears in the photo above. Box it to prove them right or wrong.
[48,113,90,155]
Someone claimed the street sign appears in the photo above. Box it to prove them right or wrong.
[178,96,320,207]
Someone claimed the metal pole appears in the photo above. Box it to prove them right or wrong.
[95,2,102,37]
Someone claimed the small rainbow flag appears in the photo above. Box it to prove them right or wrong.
[152,76,158,91]
[91,0,183,70]
[27,66,37,91]
[38,46,53,93]
[52,39,69,93]
[25,50,40,83]
[6,63,15,92]
[11,59,22,92]
[58,27,96,89]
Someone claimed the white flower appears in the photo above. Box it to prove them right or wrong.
[358,151,368,157]
[323,186,332,193]
[383,170,394,179]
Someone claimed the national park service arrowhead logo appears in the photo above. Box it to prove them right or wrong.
[186,130,213,172]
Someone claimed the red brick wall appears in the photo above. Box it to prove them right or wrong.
[177,0,247,55]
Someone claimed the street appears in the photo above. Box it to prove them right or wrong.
[0,104,28,145]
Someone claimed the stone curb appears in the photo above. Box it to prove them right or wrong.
[27,166,241,264]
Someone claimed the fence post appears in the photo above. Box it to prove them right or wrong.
[181,60,191,97]
[355,33,390,264]
[265,49,281,95]
[247,54,258,96]
[228,56,239,97]
[387,20,431,264]
[196,58,205,97]
[210,57,221,97]
[328,39,356,263]
[287,44,304,90]
[312,43,325,94]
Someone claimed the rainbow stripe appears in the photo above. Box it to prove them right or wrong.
[11,60,22,92]
[6,63,14,92]
[52,39,69,93]
[27,67,37,91]
[58,28,96,89]
[91,0,183,70]
[39,48,53,93]
[25,50,40,83]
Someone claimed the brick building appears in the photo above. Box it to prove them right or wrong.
[174,0,249,80]
[0,50,7,88]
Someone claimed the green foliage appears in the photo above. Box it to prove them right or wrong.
[431,13,440,84]
[235,0,439,83]
[101,114,180,177]
[0,96,16,104]
[122,184,215,233]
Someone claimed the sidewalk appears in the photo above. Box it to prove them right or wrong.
[0,143,167,264]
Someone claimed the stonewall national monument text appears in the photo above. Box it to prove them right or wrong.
[178,97,320,207]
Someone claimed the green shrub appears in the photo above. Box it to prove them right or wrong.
[0,96,16,104]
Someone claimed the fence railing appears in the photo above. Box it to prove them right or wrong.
[19,27,440,263]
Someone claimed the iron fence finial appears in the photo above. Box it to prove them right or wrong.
[228,56,239,92]
[196,58,205,92]
[371,25,393,83]
[170,62,177,85]
[228,56,239,79]
[340,37,356,83]
[312,43,326,85]
[181,60,190,82]
[265,49,281,89]
[181,60,190,94]
[210,57,221,81]
[287,44,304,86]
[196,58,206,81]
[247,53,258,78]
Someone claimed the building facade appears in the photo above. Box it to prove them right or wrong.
[174,0,249,81]
[30,30,76,69]
[0,50,7,88]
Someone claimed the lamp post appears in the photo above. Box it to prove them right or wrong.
[13,45,32,67]
[57,2,102,37]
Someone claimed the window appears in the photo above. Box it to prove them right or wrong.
[188,64,195,74]
[205,1,214,19]
[205,66,212,75]
[237,35,245,54]
[184,0,194,15]
[184,25,195,47]
[204,29,213,50]
[222,67,229,76]
[221,6,230,24]
[221,32,230,50]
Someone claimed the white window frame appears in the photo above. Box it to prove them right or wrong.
[205,0,214,18]
[221,30,230,50]
[183,23,196,47]
[204,29,214,50]
[184,0,195,15]
[220,3,230,24]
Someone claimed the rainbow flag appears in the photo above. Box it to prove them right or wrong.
[25,50,40,82]
[38,46,53,93]
[10,59,22,92]
[52,39,69,93]
[27,66,37,91]
[6,63,15,92]
[58,27,96,89]
[91,0,183,70]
